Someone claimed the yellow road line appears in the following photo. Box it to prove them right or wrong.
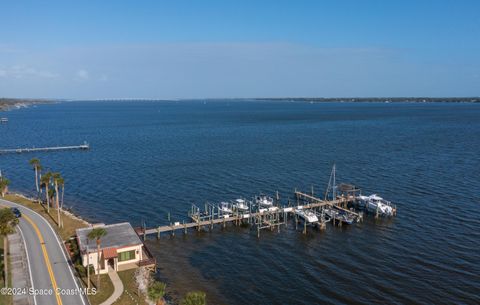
[23,214,63,305]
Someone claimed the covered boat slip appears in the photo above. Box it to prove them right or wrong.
[137,166,395,238]
[139,189,368,239]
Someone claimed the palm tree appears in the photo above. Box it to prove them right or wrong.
[181,291,206,305]
[58,177,65,227]
[148,281,167,305]
[40,172,52,212]
[48,188,55,205]
[0,208,19,288]
[0,178,9,198]
[52,173,62,227]
[29,158,42,199]
[87,228,107,289]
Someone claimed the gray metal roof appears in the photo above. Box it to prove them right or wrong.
[337,183,361,192]
[76,222,142,253]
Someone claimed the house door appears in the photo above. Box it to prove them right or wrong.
[108,258,115,269]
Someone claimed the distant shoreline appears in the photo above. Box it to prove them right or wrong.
[0,98,55,111]
[2,97,479,107]
[251,97,480,103]
[56,97,480,103]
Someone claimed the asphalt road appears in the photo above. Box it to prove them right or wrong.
[1,198,90,305]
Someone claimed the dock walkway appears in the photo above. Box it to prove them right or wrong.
[0,142,89,154]
[140,192,360,238]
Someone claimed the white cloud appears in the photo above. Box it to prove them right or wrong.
[0,65,59,79]
[76,69,89,80]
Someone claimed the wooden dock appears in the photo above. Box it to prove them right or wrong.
[0,142,90,154]
[135,165,395,240]
[138,191,363,239]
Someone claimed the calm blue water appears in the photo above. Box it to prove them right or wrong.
[1,101,479,304]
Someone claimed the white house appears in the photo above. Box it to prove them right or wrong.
[76,222,155,274]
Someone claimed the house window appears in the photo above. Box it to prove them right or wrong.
[118,250,136,262]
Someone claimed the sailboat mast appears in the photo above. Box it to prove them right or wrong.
[332,163,336,200]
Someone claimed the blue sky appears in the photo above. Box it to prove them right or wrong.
[1,0,479,99]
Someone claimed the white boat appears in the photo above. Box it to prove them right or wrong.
[218,201,233,215]
[323,207,355,225]
[356,194,394,216]
[295,209,318,223]
[233,198,249,212]
[255,194,274,207]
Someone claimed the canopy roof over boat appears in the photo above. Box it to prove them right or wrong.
[337,183,361,193]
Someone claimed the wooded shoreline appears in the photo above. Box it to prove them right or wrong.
[0,98,54,111]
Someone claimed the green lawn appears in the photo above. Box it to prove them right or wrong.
[115,269,149,305]
[77,269,149,305]
[83,274,114,305]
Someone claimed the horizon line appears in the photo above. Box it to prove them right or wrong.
[2,96,480,102]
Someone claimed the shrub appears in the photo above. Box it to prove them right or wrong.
[181,291,206,305]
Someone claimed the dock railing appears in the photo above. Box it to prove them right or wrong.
[138,244,156,267]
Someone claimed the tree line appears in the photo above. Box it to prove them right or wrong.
[29,158,65,228]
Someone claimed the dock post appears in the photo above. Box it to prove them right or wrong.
[257,224,260,238]
[295,214,298,230]
[157,227,160,240]
[277,213,281,233]
[303,220,307,234]
[184,220,187,235]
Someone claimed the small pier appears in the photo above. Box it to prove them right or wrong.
[0,142,90,154]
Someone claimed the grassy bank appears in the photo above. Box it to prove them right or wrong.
[82,273,114,305]
[0,236,13,305]
[75,269,148,305]
[116,269,148,305]
[4,194,88,240]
